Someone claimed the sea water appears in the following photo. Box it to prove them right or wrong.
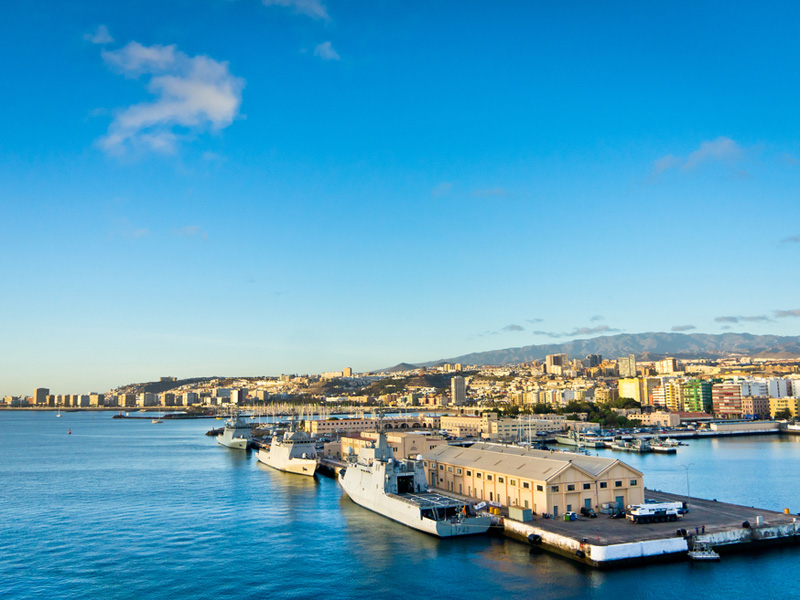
[1,412,798,600]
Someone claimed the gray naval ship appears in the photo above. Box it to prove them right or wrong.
[338,432,491,537]
[217,413,252,450]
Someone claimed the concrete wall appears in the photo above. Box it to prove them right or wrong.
[504,518,688,564]
[589,538,688,562]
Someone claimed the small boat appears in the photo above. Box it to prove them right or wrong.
[688,542,720,561]
[610,438,652,452]
[661,438,685,447]
[555,431,606,448]
[650,440,678,453]
[152,410,163,424]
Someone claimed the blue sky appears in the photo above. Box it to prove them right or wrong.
[2,0,800,394]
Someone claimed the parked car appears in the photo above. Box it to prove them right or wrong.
[609,509,626,519]
[580,506,597,518]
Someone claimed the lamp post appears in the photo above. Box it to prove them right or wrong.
[680,463,695,502]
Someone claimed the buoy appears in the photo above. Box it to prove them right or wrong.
[68,429,72,435]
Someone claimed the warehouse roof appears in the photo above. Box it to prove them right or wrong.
[423,442,642,481]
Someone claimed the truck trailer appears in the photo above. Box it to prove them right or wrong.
[626,501,684,524]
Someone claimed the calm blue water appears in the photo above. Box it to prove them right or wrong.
[2,412,799,600]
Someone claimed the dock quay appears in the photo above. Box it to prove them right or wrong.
[499,489,800,568]
[317,456,346,477]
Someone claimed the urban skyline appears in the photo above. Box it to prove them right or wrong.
[3,1,800,393]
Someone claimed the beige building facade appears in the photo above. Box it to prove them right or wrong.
[327,431,447,460]
[423,443,644,516]
[305,415,430,436]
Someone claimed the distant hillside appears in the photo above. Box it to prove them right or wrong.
[382,362,420,373]
[112,376,219,395]
[419,332,800,367]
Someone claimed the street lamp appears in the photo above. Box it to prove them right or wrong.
[679,463,695,502]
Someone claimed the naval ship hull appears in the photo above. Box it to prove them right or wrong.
[257,448,318,476]
[338,468,491,537]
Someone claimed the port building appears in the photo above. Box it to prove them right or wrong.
[423,443,643,517]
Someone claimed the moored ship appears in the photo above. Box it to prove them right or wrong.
[338,432,491,537]
[217,414,252,450]
[257,430,318,476]
[555,430,606,448]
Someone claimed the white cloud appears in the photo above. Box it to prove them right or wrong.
[684,136,742,169]
[650,137,744,178]
[262,0,329,20]
[652,153,681,176]
[84,25,114,45]
[98,42,245,155]
[314,41,340,61]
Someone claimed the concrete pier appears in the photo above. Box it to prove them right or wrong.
[502,489,800,568]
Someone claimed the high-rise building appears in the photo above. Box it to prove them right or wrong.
[451,376,466,406]
[230,389,248,405]
[618,377,660,405]
[342,367,353,377]
[655,358,678,374]
[617,354,637,378]
[712,383,743,418]
[585,354,602,368]
[682,380,712,413]
[545,353,568,374]
[33,388,49,405]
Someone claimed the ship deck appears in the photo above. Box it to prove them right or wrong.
[386,492,467,509]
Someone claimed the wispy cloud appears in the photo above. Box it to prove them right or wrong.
[109,217,149,240]
[98,41,244,155]
[472,187,510,198]
[684,137,743,169]
[84,25,114,45]
[590,315,604,322]
[651,136,743,179]
[652,154,681,176]
[262,0,329,20]
[475,323,526,338]
[314,41,340,61]
[780,235,800,245]
[526,318,544,324]
[174,225,209,242]
[671,324,696,332]
[714,315,771,323]
[531,324,620,338]
[775,309,800,318]
[569,325,620,336]
[431,182,453,198]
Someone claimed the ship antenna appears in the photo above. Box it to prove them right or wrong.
[377,408,385,434]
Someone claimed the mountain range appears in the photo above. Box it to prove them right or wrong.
[395,332,800,369]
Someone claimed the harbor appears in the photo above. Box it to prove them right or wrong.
[5,410,800,600]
